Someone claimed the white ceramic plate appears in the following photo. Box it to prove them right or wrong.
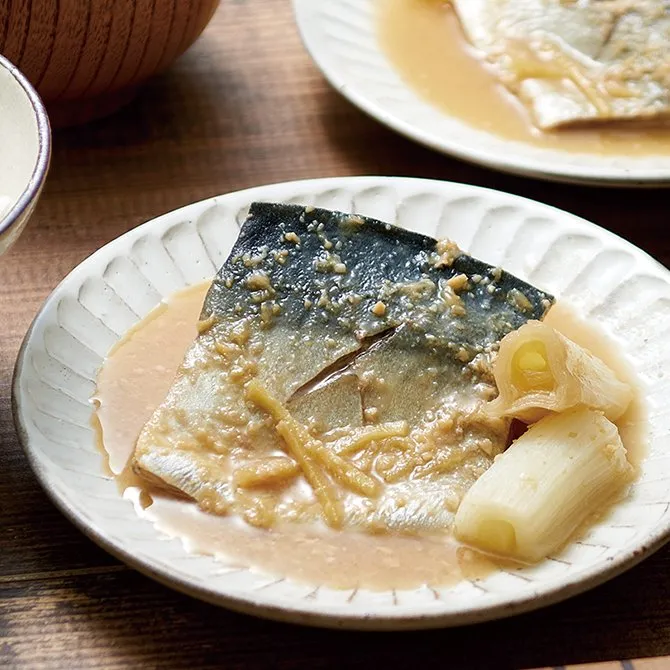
[292,0,670,186]
[13,177,670,630]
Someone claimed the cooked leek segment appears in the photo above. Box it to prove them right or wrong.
[488,322,633,423]
[454,408,632,562]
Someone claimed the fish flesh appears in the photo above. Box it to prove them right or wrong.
[133,203,553,533]
[452,0,670,129]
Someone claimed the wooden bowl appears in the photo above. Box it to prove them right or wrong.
[0,0,220,127]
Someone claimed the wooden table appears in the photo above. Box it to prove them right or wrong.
[2,1,670,668]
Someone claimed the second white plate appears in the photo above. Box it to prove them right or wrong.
[292,0,670,186]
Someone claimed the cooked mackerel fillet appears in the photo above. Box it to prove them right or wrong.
[452,0,670,129]
[133,203,553,533]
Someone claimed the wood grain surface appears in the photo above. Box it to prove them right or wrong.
[2,1,670,668]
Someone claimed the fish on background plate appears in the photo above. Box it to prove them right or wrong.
[134,202,553,533]
[452,0,670,130]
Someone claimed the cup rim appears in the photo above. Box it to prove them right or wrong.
[0,53,51,241]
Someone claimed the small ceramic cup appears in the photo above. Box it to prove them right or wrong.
[0,54,51,258]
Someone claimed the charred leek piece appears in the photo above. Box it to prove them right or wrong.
[454,407,632,562]
[488,321,632,423]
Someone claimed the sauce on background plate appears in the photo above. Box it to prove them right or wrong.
[378,0,670,156]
